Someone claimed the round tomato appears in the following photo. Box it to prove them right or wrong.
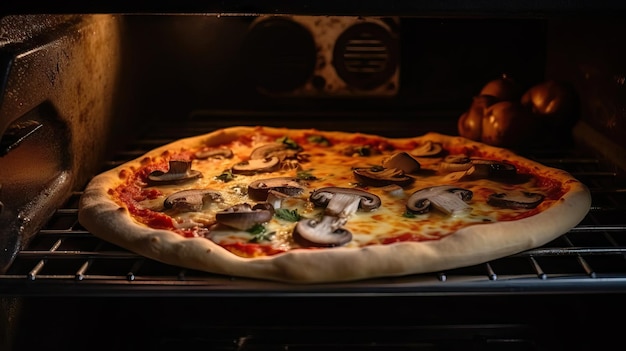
[481,101,537,147]
[521,80,580,129]
[458,95,496,141]
[479,74,523,102]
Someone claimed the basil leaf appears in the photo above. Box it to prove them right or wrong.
[275,208,302,222]
[402,211,417,218]
[296,169,317,180]
[307,135,330,146]
[247,225,275,243]
[215,170,235,182]
[247,224,266,235]
[276,136,301,150]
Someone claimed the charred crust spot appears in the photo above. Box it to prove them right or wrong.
[116,207,127,213]
[118,169,129,179]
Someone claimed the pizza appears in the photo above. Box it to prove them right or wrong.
[78,126,591,283]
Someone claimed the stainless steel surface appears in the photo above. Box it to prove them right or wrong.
[0,15,126,273]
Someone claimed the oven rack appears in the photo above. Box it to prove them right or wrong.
[2,122,626,296]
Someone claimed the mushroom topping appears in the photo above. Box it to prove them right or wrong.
[250,142,300,161]
[467,159,517,179]
[487,191,545,209]
[310,187,381,216]
[215,203,274,231]
[382,152,421,173]
[195,147,233,160]
[353,166,414,187]
[411,141,443,157]
[439,155,473,173]
[231,157,280,175]
[406,185,473,216]
[266,190,291,209]
[292,216,352,248]
[248,177,305,201]
[147,160,202,186]
[250,201,275,215]
[163,189,222,212]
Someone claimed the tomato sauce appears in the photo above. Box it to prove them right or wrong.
[222,242,286,257]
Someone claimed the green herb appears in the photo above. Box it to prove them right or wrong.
[277,136,301,150]
[296,169,317,180]
[356,145,371,156]
[215,170,235,182]
[402,211,417,218]
[247,224,274,243]
[230,184,247,196]
[275,208,302,222]
[307,135,330,146]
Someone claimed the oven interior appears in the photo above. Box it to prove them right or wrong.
[1,9,626,350]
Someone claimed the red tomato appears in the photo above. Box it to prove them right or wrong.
[481,101,537,147]
[458,95,496,141]
[521,80,580,129]
[479,74,523,102]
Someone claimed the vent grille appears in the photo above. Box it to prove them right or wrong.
[342,38,390,73]
[333,22,398,91]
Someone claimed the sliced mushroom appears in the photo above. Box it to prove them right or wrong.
[251,201,275,215]
[248,177,305,201]
[147,160,202,186]
[439,155,473,173]
[266,190,291,209]
[487,191,545,209]
[250,143,300,161]
[382,152,421,173]
[324,192,363,218]
[195,147,233,159]
[231,157,280,175]
[215,203,274,230]
[353,166,414,187]
[406,185,473,216]
[292,216,352,247]
[467,159,517,179]
[281,159,302,171]
[411,141,443,157]
[310,187,381,216]
[163,189,222,212]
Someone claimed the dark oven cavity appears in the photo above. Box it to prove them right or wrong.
[2,11,626,351]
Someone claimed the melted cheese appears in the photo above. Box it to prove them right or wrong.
[132,132,559,256]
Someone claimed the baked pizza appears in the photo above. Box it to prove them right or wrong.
[78,126,591,283]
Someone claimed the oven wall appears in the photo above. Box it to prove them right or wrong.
[119,15,547,132]
[546,18,626,170]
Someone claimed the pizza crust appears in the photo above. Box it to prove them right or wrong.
[78,126,591,283]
